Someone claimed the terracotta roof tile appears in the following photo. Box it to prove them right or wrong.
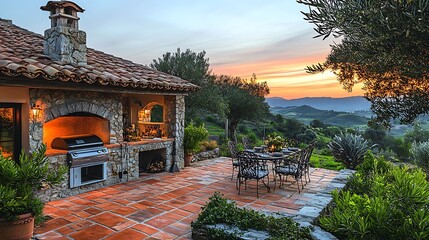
[0,19,199,92]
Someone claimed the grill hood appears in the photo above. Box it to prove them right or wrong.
[51,134,104,150]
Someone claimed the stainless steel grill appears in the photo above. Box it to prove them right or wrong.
[51,134,108,167]
[51,134,108,188]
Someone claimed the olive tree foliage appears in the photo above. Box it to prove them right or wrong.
[150,48,227,122]
[297,0,429,126]
[216,74,270,141]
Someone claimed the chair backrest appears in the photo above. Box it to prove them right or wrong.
[241,136,252,149]
[290,149,307,179]
[228,141,239,158]
[237,151,264,178]
[303,142,315,166]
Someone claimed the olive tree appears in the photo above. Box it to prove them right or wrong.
[151,48,227,122]
[216,74,270,141]
[297,0,429,126]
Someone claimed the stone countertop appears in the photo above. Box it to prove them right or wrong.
[45,138,175,156]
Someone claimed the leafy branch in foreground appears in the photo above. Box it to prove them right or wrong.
[297,0,429,127]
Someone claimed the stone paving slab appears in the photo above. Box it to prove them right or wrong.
[34,157,349,240]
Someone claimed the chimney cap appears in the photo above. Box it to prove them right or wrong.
[41,1,85,13]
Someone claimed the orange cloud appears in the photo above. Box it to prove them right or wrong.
[211,54,365,99]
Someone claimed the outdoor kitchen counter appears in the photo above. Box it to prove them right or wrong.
[45,138,175,156]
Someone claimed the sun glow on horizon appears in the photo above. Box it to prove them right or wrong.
[212,57,365,99]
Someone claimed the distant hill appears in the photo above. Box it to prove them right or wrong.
[270,105,370,127]
[266,96,371,112]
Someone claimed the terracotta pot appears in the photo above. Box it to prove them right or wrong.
[184,154,193,167]
[0,213,34,240]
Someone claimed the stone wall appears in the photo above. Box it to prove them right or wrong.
[165,95,185,168]
[191,148,220,163]
[44,26,87,65]
[40,140,174,202]
[29,89,123,151]
[30,88,185,201]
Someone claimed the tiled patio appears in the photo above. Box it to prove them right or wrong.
[34,157,341,240]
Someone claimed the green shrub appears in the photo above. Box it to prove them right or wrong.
[320,152,429,239]
[192,192,312,239]
[199,140,218,152]
[219,142,230,157]
[411,141,429,176]
[296,129,317,144]
[0,145,66,223]
[328,132,370,169]
[184,123,209,155]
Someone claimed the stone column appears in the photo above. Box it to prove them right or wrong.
[175,95,185,168]
[165,95,185,168]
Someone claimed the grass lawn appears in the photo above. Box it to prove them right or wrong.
[310,153,345,171]
[204,121,224,136]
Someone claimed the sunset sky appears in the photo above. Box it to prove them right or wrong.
[0,0,364,99]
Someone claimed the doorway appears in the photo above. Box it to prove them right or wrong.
[0,103,21,161]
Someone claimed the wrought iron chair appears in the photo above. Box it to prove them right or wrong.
[236,151,270,198]
[274,149,306,193]
[241,136,253,150]
[228,140,240,181]
[302,141,316,184]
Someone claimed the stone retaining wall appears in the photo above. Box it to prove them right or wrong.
[191,148,220,163]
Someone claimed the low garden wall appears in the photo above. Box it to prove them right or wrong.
[191,148,220,163]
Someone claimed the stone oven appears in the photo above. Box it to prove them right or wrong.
[0,1,198,200]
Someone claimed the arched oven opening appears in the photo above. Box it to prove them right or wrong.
[44,112,110,149]
[44,112,110,188]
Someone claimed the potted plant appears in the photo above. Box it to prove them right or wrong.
[265,133,285,152]
[0,144,66,240]
[183,123,208,167]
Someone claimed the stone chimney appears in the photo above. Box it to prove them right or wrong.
[41,1,87,65]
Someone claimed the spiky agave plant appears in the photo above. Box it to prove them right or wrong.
[328,132,370,169]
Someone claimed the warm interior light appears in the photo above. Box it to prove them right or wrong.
[138,108,151,123]
[31,104,41,121]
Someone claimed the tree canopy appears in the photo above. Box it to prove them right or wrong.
[150,48,226,121]
[216,74,270,140]
[151,49,270,139]
[297,0,429,126]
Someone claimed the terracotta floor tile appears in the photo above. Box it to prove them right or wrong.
[150,230,177,240]
[104,228,148,240]
[114,198,133,205]
[164,224,191,236]
[69,198,96,206]
[84,207,103,215]
[34,218,71,234]
[69,220,93,231]
[74,210,92,218]
[56,226,75,235]
[37,158,344,239]
[95,201,123,211]
[161,212,185,221]
[111,206,139,216]
[164,199,187,208]
[171,209,193,217]
[180,203,202,213]
[132,223,159,235]
[69,224,114,240]
[90,212,133,229]
[154,203,175,211]
[34,231,69,240]
[145,216,177,229]
[42,205,63,217]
